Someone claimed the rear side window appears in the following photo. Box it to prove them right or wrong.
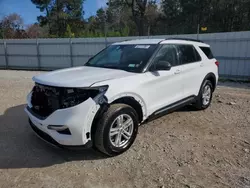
[177,45,201,64]
[200,47,214,59]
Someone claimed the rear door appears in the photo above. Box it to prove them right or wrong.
[176,44,204,97]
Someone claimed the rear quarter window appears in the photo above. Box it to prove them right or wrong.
[200,47,214,59]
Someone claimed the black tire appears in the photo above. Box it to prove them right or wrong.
[195,80,213,110]
[94,104,139,156]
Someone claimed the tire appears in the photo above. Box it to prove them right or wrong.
[195,80,213,110]
[94,104,139,156]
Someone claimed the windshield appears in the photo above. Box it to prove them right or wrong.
[85,44,158,72]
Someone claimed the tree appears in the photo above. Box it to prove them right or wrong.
[31,0,85,37]
[209,0,250,32]
[145,1,159,35]
[0,13,27,39]
[95,8,106,34]
[82,0,250,37]
[160,0,180,34]
[106,0,136,35]
[124,0,148,36]
[31,0,53,33]
[3,0,250,39]
[160,0,250,34]
[64,24,75,37]
[26,23,48,38]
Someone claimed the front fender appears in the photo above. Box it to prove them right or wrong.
[108,92,148,120]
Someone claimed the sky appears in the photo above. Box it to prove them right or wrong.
[0,0,108,25]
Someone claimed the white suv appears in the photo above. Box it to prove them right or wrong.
[25,38,219,156]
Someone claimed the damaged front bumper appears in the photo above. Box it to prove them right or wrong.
[28,118,93,149]
[25,92,100,148]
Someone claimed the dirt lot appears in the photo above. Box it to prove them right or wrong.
[0,70,250,188]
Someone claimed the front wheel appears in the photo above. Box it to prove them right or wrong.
[195,80,213,110]
[94,104,139,156]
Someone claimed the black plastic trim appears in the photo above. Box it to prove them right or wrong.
[27,106,47,120]
[203,72,217,91]
[147,96,196,121]
[57,128,71,135]
[90,103,110,139]
[142,44,163,72]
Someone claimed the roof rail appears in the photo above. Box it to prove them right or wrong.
[165,38,204,43]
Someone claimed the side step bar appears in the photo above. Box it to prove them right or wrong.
[146,96,196,122]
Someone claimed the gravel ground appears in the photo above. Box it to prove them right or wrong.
[0,70,250,188]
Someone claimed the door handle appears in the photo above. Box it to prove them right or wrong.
[174,70,181,74]
[200,63,204,67]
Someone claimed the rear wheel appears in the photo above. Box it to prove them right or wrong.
[195,80,213,110]
[94,104,138,156]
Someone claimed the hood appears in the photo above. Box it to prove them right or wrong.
[33,66,135,88]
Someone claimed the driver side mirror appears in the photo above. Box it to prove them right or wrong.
[151,60,172,71]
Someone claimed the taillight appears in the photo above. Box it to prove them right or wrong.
[215,61,219,67]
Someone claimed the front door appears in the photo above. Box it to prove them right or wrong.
[143,44,184,115]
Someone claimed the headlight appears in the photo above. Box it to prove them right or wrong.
[61,85,109,108]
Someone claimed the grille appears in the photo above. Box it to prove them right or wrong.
[30,83,100,119]
[31,84,61,118]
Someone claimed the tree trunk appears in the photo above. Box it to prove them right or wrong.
[137,17,145,36]
[45,7,51,35]
[128,0,146,36]
[147,23,150,36]
[56,0,60,37]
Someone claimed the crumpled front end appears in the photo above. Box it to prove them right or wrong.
[25,83,106,147]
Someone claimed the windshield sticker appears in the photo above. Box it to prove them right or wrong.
[135,45,150,49]
[128,64,136,67]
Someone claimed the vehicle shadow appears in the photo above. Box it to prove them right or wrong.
[0,104,107,169]
[177,105,198,112]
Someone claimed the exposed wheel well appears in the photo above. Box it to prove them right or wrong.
[91,97,144,140]
[205,73,216,91]
[111,97,143,123]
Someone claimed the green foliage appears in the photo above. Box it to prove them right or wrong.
[31,0,85,37]
[64,24,75,38]
[160,0,250,34]
[121,26,130,36]
[2,0,250,39]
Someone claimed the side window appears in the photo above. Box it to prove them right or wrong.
[200,47,214,59]
[178,45,201,64]
[153,44,179,67]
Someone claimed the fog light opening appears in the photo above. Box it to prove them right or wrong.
[48,125,68,131]
[57,129,71,135]
[47,125,71,135]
